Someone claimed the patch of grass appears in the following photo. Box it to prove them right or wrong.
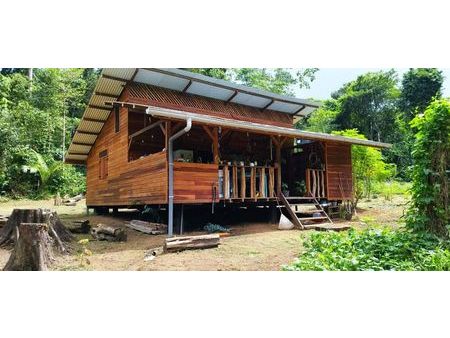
[372,181,411,201]
[283,227,450,271]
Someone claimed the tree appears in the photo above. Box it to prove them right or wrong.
[399,68,444,121]
[188,68,230,80]
[297,99,339,133]
[21,149,63,192]
[333,70,400,142]
[332,129,395,209]
[406,99,449,238]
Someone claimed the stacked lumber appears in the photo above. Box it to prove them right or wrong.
[91,224,127,242]
[164,234,220,253]
[125,220,167,235]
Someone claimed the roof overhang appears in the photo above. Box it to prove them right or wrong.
[65,68,322,163]
[144,105,391,148]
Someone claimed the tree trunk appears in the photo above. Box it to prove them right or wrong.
[0,209,73,248]
[3,223,54,271]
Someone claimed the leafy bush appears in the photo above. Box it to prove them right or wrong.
[48,165,86,196]
[284,227,450,271]
[406,99,449,237]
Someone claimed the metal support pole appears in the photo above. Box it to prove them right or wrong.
[167,117,192,237]
[180,204,184,235]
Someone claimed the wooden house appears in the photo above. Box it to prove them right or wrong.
[65,68,390,234]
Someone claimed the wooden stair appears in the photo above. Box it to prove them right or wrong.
[278,193,334,230]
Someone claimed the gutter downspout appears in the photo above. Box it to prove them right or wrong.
[146,107,192,236]
[167,118,192,236]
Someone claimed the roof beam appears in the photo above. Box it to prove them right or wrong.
[72,141,94,146]
[225,91,238,104]
[65,159,86,165]
[94,91,119,98]
[83,117,107,123]
[88,104,111,111]
[101,74,129,82]
[68,152,89,156]
[261,99,274,112]
[76,130,99,136]
[294,105,306,115]
[182,80,192,93]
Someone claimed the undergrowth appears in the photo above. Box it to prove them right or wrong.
[284,227,450,271]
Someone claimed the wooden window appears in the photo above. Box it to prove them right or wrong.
[99,150,108,180]
[114,105,120,133]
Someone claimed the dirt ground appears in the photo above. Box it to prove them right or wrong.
[0,195,408,271]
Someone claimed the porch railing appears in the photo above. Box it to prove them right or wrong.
[220,165,278,201]
[305,168,326,198]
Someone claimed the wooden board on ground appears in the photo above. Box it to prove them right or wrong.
[303,223,351,232]
[164,234,220,253]
[125,220,167,235]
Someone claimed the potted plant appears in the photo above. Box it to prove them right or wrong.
[282,183,290,197]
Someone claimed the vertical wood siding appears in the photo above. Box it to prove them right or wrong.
[326,142,353,200]
[86,103,168,206]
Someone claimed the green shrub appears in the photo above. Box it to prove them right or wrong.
[48,165,86,196]
[283,227,450,271]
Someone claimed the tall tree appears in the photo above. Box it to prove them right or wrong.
[333,70,400,142]
[399,68,443,120]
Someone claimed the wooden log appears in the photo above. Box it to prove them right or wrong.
[70,220,91,234]
[164,234,220,253]
[125,220,167,235]
[91,223,127,242]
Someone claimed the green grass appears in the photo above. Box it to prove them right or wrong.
[372,180,411,201]
[283,227,450,271]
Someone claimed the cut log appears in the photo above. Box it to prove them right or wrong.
[54,193,62,206]
[70,220,91,234]
[125,220,167,235]
[62,202,77,206]
[91,224,127,242]
[164,234,220,253]
[0,208,73,248]
[4,223,54,271]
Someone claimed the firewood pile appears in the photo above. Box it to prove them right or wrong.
[90,223,127,242]
[125,220,167,235]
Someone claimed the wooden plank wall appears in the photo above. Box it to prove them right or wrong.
[86,102,168,206]
[173,162,219,203]
[326,142,353,200]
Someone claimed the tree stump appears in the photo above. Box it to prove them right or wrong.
[0,209,73,248]
[0,209,73,271]
[3,223,54,271]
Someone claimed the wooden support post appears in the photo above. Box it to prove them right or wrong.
[275,139,282,196]
[165,121,171,152]
[213,127,219,164]
[259,167,266,198]
[224,165,230,199]
[250,167,256,200]
[268,167,275,198]
[240,166,246,201]
[232,166,238,199]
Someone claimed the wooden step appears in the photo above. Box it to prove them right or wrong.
[285,196,316,200]
[297,216,328,221]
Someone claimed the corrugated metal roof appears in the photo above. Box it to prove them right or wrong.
[65,68,324,163]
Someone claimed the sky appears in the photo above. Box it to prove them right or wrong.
[295,68,450,100]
